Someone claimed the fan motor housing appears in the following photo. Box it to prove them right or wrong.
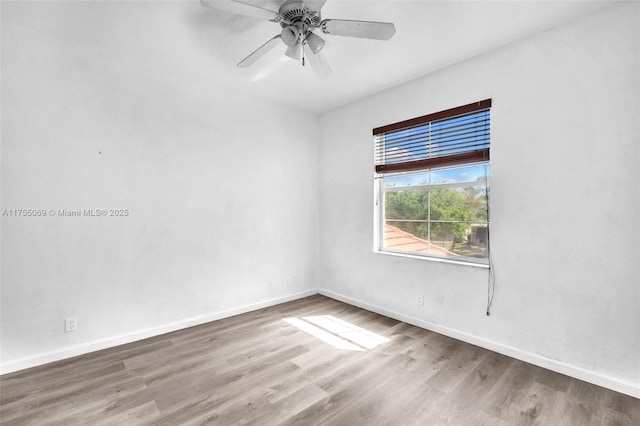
[279,0,321,28]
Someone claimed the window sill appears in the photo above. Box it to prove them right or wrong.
[374,249,490,269]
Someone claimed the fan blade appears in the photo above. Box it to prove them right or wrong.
[303,42,331,79]
[200,0,279,21]
[238,35,282,68]
[320,19,395,40]
[303,0,326,12]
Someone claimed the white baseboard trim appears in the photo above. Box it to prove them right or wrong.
[319,288,640,399]
[0,289,317,376]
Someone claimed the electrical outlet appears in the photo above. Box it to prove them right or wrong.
[417,295,424,306]
[286,277,292,288]
[65,317,78,333]
[269,281,274,291]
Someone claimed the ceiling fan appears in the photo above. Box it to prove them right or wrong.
[200,0,396,78]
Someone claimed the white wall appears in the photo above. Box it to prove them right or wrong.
[1,12,319,371]
[318,2,639,396]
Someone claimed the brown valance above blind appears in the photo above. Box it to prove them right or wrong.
[374,99,491,174]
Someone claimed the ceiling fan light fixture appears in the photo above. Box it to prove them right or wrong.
[305,31,325,54]
[281,25,300,46]
[285,43,302,60]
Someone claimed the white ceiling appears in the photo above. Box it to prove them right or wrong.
[2,0,615,114]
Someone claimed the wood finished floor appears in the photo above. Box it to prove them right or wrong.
[1,295,638,425]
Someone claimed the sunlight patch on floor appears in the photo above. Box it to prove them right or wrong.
[283,315,390,351]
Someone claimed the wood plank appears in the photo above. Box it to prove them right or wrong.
[477,358,538,423]
[517,382,563,426]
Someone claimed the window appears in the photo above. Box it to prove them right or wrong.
[373,100,491,265]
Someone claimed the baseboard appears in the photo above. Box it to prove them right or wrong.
[319,288,640,399]
[0,289,317,376]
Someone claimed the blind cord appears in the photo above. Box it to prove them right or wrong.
[487,256,495,316]
[484,164,495,316]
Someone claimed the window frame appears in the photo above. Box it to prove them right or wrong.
[373,100,491,267]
